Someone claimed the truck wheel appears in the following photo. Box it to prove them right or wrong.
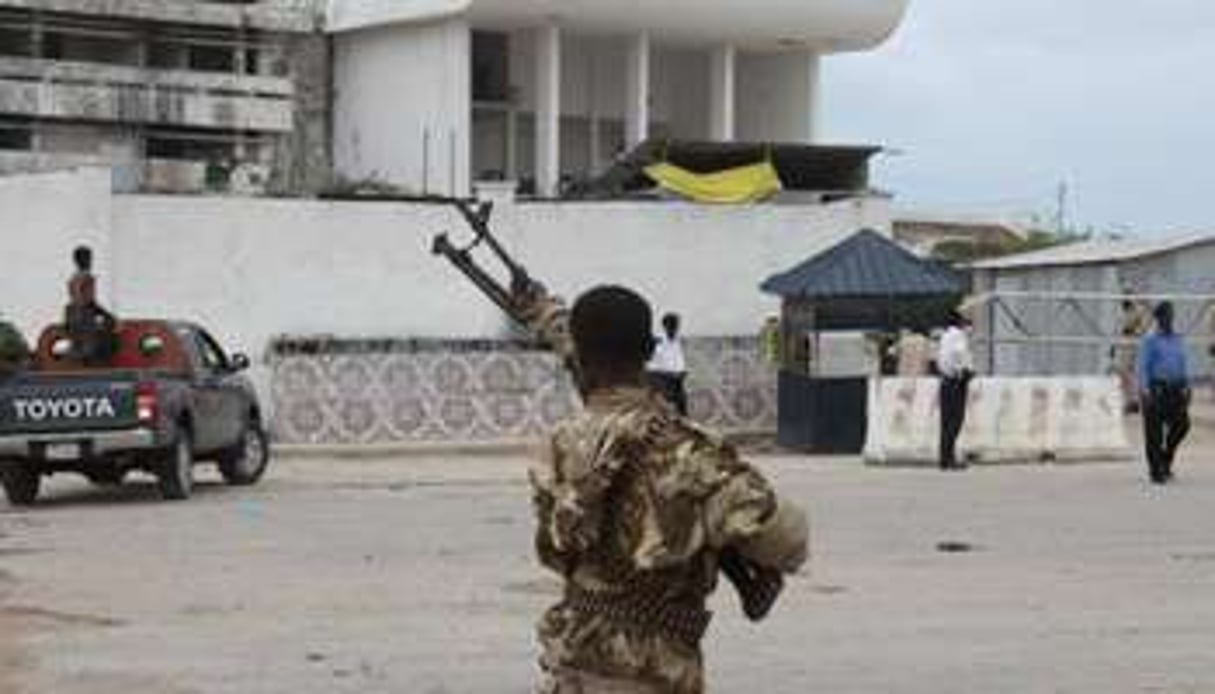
[157,430,194,501]
[1,464,40,506]
[218,421,270,486]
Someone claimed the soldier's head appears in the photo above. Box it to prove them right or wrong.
[72,245,93,272]
[661,313,681,339]
[1154,301,1175,334]
[570,286,655,389]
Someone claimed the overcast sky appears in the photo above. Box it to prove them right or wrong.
[823,0,1215,235]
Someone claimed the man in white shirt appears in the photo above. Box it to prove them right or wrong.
[936,311,974,470]
[648,313,689,416]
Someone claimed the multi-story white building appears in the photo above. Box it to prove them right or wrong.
[327,0,908,197]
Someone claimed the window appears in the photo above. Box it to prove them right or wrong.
[0,118,32,151]
[472,31,512,103]
[192,330,229,372]
[189,44,235,72]
[43,31,140,65]
[0,27,32,57]
[147,41,188,69]
[145,128,236,163]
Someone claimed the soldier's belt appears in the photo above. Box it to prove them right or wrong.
[565,585,711,648]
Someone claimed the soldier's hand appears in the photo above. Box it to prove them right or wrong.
[511,272,545,304]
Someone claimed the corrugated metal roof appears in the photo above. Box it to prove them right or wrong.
[761,229,964,299]
[970,231,1215,270]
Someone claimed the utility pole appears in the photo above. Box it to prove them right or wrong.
[1055,181,1069,237]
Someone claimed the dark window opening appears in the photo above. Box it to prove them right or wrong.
[244,48,260,75]
[145,133,233,161]
[0,28,32,57]
[188,44,235,72]
[0,119,32,151]
[472,31,512,103]
[43,32,140,65]
[147,41,188,69]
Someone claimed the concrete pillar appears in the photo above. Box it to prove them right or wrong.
[505,107,519,181]
[625,32,650,149]
[709,44,736,142]
[588,115,602,172]
[805,52,822,143]
[735,50,822,144]
[534,23,561,198]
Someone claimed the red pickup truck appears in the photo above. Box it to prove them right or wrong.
[0,320,269,505]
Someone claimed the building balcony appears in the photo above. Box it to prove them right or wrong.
[0,150,270,194]
[0,0,315,32]
[0,57,294,132]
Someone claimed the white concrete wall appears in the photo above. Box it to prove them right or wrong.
[103,194,889,349]
[3,166,892,394]
[332,17,472,196]
[108,196,510,357]
[0,168,113,336]
[736,51,821,143]
[497,198,891,335]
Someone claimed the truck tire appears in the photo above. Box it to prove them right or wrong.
[157,430,194,501]
[1,464,40,506]
[218,420,270,486]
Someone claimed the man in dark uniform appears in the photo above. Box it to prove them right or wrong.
[65,245,117,365]
[1137,301,1191,484]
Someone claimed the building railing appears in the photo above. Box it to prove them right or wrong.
[0,151,269,194]
[0,56,294,131]
[0,0,315,33]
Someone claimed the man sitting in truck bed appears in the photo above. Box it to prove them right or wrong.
[65,245,118,366]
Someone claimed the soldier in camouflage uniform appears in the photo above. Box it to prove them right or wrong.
[515,284,809,694]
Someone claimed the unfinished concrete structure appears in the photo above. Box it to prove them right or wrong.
[0,0,328,194]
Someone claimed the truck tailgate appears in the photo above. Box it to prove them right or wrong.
[0,376,142,436]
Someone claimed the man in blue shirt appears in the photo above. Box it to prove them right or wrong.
[1137,302,1191,484]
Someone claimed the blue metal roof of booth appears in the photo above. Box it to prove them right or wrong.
[761,229,963,299]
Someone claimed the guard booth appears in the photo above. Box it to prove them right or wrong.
[761,230,964,453]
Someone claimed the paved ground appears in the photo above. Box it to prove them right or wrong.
[2,422,1214,693]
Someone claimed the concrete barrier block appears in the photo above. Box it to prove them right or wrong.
[865,377,1131,466]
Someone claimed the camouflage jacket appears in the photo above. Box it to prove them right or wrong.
[518,294,809,693]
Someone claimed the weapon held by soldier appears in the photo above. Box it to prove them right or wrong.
[432,206,809,694]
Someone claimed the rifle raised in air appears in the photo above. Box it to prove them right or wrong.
[430,199,540,326]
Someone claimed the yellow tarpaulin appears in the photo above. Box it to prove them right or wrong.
[644,161,783,204]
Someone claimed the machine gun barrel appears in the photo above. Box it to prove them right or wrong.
[431,198,535,327]
[431,233,517,318]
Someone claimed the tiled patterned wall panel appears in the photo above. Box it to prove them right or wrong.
[268,337,776,445]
